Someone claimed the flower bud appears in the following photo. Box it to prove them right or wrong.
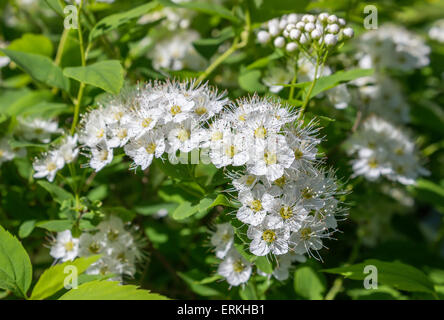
[305,22,315,32]
[343,27,354,39]
[274,36,285,48]
[286,42,298,52]
[257,31,271,44]
[325,34,338,46]
[327,24,340,34]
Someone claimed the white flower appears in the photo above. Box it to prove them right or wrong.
[50,230,79,262]
[124,130,166,170]
[211,223,234,259]
[59,134,79,163]
[266,193,308,232]
[0,137,16,165]
[167,119,206,154]
[217,248,252,286]
[89,141,114,172]
[257,30,270,43]
[79,109,108,147]
[327,83,351,109]
[160,93,195,123]
[248,134,295,182]
[79,233,105,257]
[33,150,65,182]
[209,132,249,168]
[19,117,60,143]
[237,184,275,226]
[247,216,290,256]
[428,19,444,43]
[290,217,327,257]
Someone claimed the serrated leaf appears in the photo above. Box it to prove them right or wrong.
[63,60,124,94]
[1,49,69,91]
[58,280,169,300]
[0,225,32,298]
[30,255,101,300]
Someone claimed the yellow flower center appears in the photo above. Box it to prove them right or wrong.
[294,148,304,160]
[274,176,286,188]
[170,105,182,115]
[64,241,74,252]
[395,148,404,156]
[225,145,236,158]
[254,126,267,139]
[300,227,312,240]
[301,187,314,199]
[195,106,207,116]
[114,111,123,121]
[96,128,104,138]
[117,129,127,139]
[262,230,276,243]
[0,149,4,157]
[245,175,256,186]
[233,260,246,273]
[142,118,153,128]
[211,131,223,141]
[46,162,57,172]
[280,206,293,219]
[264,151,277,165]
[250,199,262,212]
[368,158,379,168]
[177,129,190,142]
[145,143,156,154]
[100,150,109,161]
[107,228,119,241]
[221,233,231,243]
[88,242,101,254]
[238,114,246,121]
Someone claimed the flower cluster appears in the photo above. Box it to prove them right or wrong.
[354,75,410,124]
[211,223,307,287]
[356,24,430,71]
[50,215,144,281]
[347,116,428,185]
[257,13,354,53]
[78,80,229,172]
[69,80,345,286]
[33,135,79,182]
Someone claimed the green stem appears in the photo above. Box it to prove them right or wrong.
[298,55,321,120]
[70,0,86,135]
[195,8,250,85]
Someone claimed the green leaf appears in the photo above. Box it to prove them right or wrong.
[63,60,124,94]
[193,27,235,59]
[408,179,444,209]
[30,255,101,300]
[238,68,267,93]
[89,2,159,41]
[158,0,240,23]
[0,49,69,91]
[285,68,374,99]
[323,259,436,294]
[255,256,273,274]
[294,265,326,300]
[58,280,169,300]
[37,181,74,204]
[36,220,74,232]
[172,201,199,220]
[135,203,178,216]
[239,281,258,300]
[18,220,36,239]
[246,50,284,70]
[7,34,53,57]
[178,271,222,297]
[0,225,32,298]
[209,194,238,208]
[44,0,65,16]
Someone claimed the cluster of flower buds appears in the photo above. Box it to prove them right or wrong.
[257,13,354,54]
